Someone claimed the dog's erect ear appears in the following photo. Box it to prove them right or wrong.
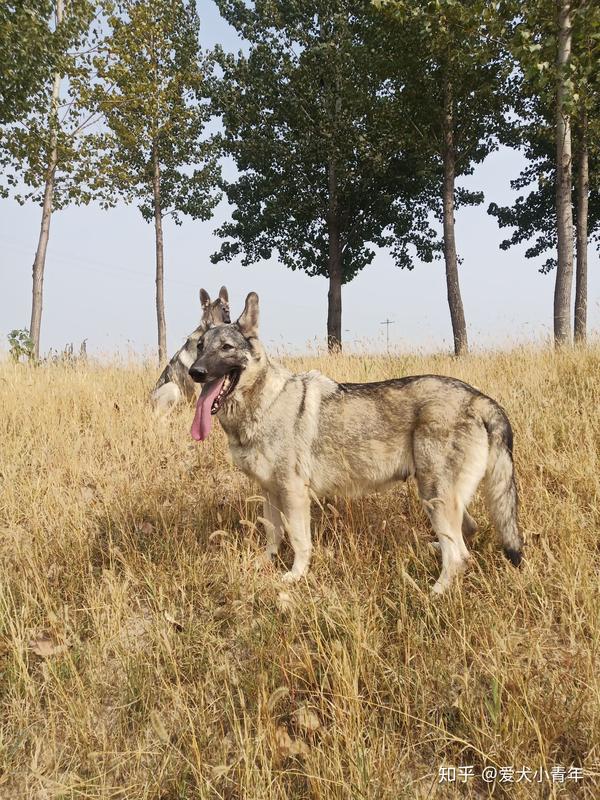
[236,292,259,338]
[200,288,211,309]
[219,285,229,304]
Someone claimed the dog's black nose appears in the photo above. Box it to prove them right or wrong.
[189,365,207,383]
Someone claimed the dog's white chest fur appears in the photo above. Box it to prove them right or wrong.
[229,443,274,486]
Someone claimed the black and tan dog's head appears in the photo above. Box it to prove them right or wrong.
[189,292,263,441]
[199,285,230,328]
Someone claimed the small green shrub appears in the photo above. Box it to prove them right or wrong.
[7,328,34,363]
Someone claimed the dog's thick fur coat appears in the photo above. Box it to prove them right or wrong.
[190,293,523,593]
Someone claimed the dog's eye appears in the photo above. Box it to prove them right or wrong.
[197,340,204,353]
[222,343,234,351]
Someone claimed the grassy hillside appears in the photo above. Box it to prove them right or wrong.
[0,347,599,799]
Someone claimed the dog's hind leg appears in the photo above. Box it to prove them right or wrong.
[431,509,477,552]
[421,490,470,595]
[456,436,487,544]
[418,422,490,593]
[279,484,312,583]
[414,439,478,594]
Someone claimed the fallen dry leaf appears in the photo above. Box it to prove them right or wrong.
[139,521,154,536]
[115,607,152,652]
[274,725,293,757]
[277,591,294,614]
[289,738,310,757]
[28,633,69,658]
[149,710,169,743]
[163,610,183,631]
[274,725,311,759]
[80,486,95,504]
[210,764,231,781]
[293,705,321,733]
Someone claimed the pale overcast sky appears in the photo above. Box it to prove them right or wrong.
[1,2,598,358]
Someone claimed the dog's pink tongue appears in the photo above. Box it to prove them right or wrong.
[191,378,225,441]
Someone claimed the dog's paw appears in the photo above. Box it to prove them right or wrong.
[281,570,302,584]
[430,582,446,596]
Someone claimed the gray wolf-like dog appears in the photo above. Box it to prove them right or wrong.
[151,286,230,415]
[188,292,522,594]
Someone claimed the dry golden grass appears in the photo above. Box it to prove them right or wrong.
[0,346,599,799]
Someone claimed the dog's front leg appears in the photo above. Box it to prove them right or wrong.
[280,485,311,583]
[151,382,181,416]
[262,491,284,561]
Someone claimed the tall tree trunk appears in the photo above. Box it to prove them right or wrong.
[442,74,468,356]
[574,105,588,343]
[554,0,574,346]
[152,143,167,366]
[29,0,63,361]
[327,158,342,351]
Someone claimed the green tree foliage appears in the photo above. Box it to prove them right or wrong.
[211,0,439,350]
[0,0,60,125]
[488,0,600,343]
[1,0,106,359]
[0,1,102,207]
[375,0,511,355]
[92,0,220,365]
[488,105,599,273]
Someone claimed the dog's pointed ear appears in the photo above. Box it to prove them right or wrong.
[200,288,211,309]
[219,285,229,303]
[236,292,259,338]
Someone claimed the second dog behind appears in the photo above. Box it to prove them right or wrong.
[151,286,230,415]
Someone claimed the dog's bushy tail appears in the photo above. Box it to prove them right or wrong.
[482,401,523,566]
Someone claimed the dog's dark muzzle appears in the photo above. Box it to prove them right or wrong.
[189,365,208,383]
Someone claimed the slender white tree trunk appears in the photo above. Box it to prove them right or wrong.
[152,143,167,366]
[442,74,468,356]
[29,0,63,360]
[574,106,588,343]
[554,0,574,346]
[327,158,342,352]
